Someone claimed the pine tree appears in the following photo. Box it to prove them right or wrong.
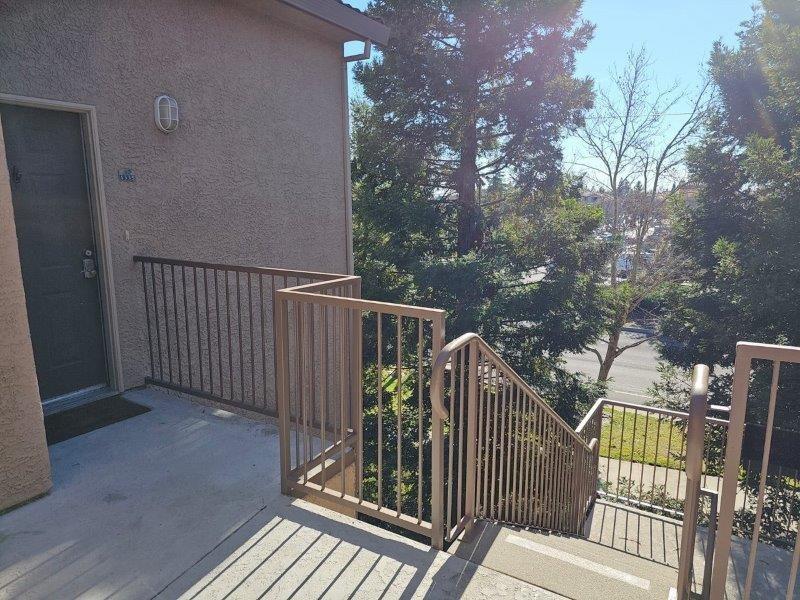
[353,1,608,421]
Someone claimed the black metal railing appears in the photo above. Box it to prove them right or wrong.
[134,256,340,415]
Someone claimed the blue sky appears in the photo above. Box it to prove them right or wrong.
[345,0,755,171]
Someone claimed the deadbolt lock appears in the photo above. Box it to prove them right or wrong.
[82,250,97,279]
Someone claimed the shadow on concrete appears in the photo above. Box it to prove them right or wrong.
[585,500,682,568]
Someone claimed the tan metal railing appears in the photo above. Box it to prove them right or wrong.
[711,342,800,600]
[576,396,729,517]
[275,273,447,542]
[431,333,600,546]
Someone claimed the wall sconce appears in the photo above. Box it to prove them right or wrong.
[154,95,179,133]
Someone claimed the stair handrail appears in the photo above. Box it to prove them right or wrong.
[430,331,598,547]
[432,332,593,451]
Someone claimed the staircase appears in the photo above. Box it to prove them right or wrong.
[430,332,599,547]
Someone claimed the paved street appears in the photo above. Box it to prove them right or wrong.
[563,329,661,404]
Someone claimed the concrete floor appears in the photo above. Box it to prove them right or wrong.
[0,388,560,600]
[3,387,797,599]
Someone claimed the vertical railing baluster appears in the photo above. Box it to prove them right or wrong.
[150,263,163,381]
[339,304,346,498]
[248,273,255,407]
[676,418,687,501]
[532,399,543,526]
[355,304,363,504]
[489,364,499,520]
[464,339,478,532]
[171,264,182,386]
[225,271,233,402]
[627,407,638,500]
[204,268,213,395]
[521,392,531,524]
[639,409,649,500]
[417,318,424,523]
[430,313,445,549]
[236,271,245,405]
[519,390,530,523]
[161,263,172,382]
[617,406,626,499]
[446,349,455,536]
[182,265,191,389]
[193,267,203,392]
[497,371,507,521]
[302,301,311,484]
[511,385,520,521]
[397,315,403,517]
[320,303,328,491]
[260,274,267,407]
[456,348,465,529]
[377,312,383,509]
[141,261,155,379]
[294,298,303,478]
[275,289,290,495]
[665,415,675,492]
[651,415,662,500]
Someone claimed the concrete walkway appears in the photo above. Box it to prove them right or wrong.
[0,388,559,599]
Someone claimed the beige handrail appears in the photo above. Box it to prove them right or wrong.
[432,332,593,451]
[430,331,598,547]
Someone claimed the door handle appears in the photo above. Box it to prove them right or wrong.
[82,250,97,279]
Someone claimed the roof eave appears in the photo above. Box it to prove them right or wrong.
[277,0,390,45]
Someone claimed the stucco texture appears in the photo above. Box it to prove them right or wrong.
[0,119,52,512]
[0,0,352,394]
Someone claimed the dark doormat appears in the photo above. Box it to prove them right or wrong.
[45,395,150,445]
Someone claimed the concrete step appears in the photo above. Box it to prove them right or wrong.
[449,500,682,599]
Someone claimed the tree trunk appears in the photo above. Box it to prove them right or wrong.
[597,305,629,382]
[456,15,481,256]
[609,187,620,285]
[597,327,620,382]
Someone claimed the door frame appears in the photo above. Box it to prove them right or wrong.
[0,93,124,405]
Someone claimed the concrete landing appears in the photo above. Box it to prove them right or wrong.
[0,387,561,599]
[449,501,683,600]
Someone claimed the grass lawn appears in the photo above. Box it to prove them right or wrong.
[598,407,686,470]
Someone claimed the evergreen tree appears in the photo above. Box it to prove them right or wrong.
[353,1,608,421]
[659,0,800,425]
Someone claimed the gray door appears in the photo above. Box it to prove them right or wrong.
[1,104,108,401]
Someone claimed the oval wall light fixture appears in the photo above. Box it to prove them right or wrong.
[154,95,179,133]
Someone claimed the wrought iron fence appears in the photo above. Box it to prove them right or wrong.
[134,256,340,415]
[275,274,447,542]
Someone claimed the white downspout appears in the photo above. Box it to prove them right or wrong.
[341,40,372,275]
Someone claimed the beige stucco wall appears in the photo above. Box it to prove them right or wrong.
[0,120,52,512]
[0,0,352,394]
